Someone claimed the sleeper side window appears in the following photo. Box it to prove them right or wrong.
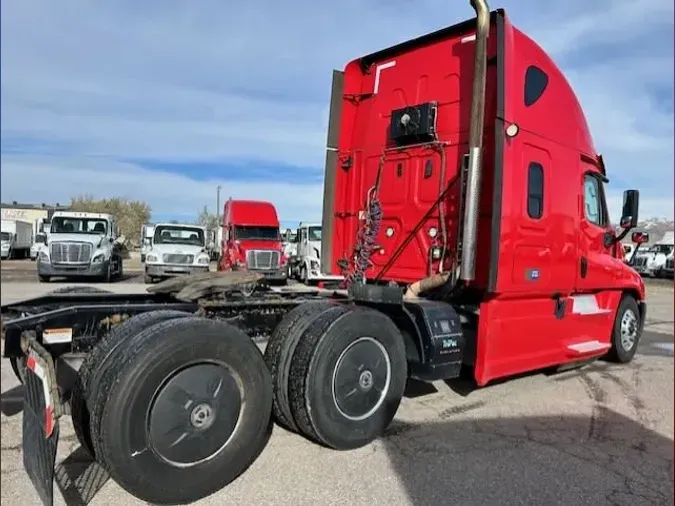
[527,162,544,219]
[524,66,548,107]
[583,174,607,227]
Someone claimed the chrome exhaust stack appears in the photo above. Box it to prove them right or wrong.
[459,0,490,283]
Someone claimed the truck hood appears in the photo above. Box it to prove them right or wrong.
[48,233,107,247]
[150,243,206,256]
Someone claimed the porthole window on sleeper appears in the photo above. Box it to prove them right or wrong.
[524,66,548,107]
[527,162,544,219]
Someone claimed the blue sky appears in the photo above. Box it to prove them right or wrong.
[1,0,673,224]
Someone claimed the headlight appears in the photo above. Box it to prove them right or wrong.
[310,260,320,270]
[197,255,210,265]
[91,254,105,263]
[146,254,159,263]
[39,251,50,263]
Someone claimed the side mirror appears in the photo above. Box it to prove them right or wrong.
[620,189,639,229]
[631,231,649,244]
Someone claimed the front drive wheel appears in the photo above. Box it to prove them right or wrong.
[606,295,642,363]
[93,317,273,504]
[288,306,407,450]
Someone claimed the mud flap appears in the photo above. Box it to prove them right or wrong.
[22,341,62,506]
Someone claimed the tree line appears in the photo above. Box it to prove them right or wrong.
[69,196,221,248]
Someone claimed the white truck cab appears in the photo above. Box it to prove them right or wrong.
[30,233,47,261]
[287,222,343,285]
[631,232,674,278]
[144,223,211,283]
[37,211,124,282]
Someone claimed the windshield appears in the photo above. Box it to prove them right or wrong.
[35,234,46,244]
[0,232,10,241]
[153,226,205,246]
[234,226,280,241]
[51,217,108,235]
[648,245,673,254]
[308,226,322,241]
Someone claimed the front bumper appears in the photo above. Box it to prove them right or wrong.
[252,268,287,282]
[146,264,210,277]
[38,260,108,278]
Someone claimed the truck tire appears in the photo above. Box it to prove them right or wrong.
[38,274,51,283]
[102,260,112,283]
[91,317,273,504]
[263,301,339,431]
[112,257,123,281]
[144,273,154,284]
[300,265,308,285]
[606,295,642,364]
[140,254,146,263]
[72,310,191,458]
[49,286,111,295]
[288,306,407,450]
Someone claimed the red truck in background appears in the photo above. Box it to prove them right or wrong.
[219,198,288,284]
[320,5,645,386]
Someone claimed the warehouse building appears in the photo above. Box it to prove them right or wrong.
[1,201,70,234]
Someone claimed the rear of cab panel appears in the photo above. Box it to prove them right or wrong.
[329,12,504,288]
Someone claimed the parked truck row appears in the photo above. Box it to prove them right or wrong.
[0,3,659,505]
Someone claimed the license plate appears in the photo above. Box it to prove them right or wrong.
[22,342,61,506]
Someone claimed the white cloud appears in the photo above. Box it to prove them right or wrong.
[0,155,325,223]
[1,0,673,221]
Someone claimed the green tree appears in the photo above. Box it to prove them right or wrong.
[70,194,152,248]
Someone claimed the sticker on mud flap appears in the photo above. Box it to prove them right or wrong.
[43,328,73,344]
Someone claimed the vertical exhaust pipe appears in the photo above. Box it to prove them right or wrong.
[459,0,490,283]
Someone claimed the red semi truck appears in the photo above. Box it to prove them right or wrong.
[218,198,288,284]
[1,3,646,505]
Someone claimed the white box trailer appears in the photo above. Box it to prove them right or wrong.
[1,219,33,259]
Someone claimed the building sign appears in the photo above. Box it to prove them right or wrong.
[1,209,30,220]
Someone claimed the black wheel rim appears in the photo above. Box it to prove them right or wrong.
[331,337,391,421]
[148,362,243,467]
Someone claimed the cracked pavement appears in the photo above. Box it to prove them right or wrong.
[1,281,673,505]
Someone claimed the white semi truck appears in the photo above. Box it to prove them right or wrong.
[631,231,674,278]
[37,211,124,282]
[1,219,33,259]
[143,222,211,283]
[286,222,343,285]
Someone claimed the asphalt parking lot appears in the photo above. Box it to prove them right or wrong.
[1,275,673,505]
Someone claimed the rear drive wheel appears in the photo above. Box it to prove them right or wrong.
[71,310,191,458]
[263,301,339,431]
[288,307,407,450]
[92,317,273,504]
[606,295,642,363]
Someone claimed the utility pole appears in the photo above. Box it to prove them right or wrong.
[216,185,222,224]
